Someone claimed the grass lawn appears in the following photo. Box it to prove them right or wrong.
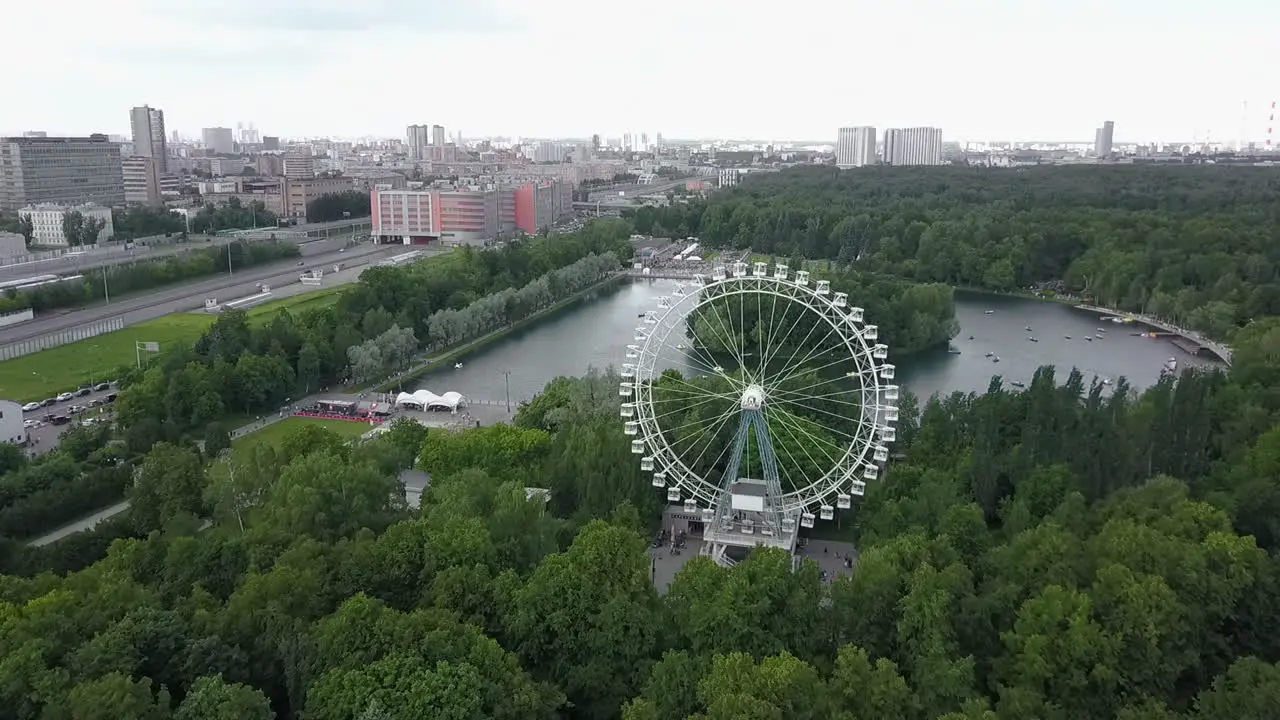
[232,416,374,451]
[245,286,345,319]
[0,287,349,403]
[0,314,215,402]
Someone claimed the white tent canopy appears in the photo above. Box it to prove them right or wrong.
[394,389,465,410]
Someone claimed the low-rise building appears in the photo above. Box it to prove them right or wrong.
[0,400,25,446]
[0,231,26,258]
[370,179,571,246]
[18,203,115,246]
[283,176,354,219]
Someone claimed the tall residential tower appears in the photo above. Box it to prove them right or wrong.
[882,127,944,166]
[836,127,877,168]
[129,105,167,173]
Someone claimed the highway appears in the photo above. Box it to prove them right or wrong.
[586,177,691,202]
[0,240,406,345]
[0,235,246,284]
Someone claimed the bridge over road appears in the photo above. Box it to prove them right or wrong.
[1073,304,1232,366]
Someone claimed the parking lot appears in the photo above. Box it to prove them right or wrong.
[21,384,119,454]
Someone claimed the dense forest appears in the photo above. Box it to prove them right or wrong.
[0,311,1278,717]
[3,167,1280,718]
[633,166,1280,338]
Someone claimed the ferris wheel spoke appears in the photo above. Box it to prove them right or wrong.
[703,291,749,378]
[757,288,792,384]
[763,317,843,390]
[649,380,732,403]
[768,396,866,444]
[649,370,736,399]
[651,394,736,431]
[681,404,743,481]
[761,300,829,388]
[773,408,857,470]
[660,404,742,448]
[768,409,845,477]
[768,387,867,410]
[769,361,873,402]
[684,304,740,386]
[765,407,832,497]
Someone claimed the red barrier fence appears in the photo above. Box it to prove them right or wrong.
[294,411,388,424]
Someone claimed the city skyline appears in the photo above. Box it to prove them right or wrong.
[3,0,1277,144]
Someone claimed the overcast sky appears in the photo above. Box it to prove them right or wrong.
[5,0,1276,144]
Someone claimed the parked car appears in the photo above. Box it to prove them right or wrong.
[75,387,91,396]
[56,392,73,402]
[22,402,41,412]
[92,383,109,391]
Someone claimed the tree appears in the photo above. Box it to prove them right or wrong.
[62,210,85,246]
[128,442,208,530]
[175,674,273,720]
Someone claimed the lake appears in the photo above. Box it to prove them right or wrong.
[416,279,1222,407]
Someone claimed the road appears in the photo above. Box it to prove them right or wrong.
[0,234,241,284]
[0,240,405,345]
[586,177,690,202]
[28,501,130,547]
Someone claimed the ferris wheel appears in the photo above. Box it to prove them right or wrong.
[619,260,899,563]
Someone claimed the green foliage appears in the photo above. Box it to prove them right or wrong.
[188,197,276,234]
[305,190,372,223]
[639,165,1280,338]
[111,205,186,241]
[110,221,633,446]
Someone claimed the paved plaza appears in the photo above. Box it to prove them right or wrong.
[647,536,860,594]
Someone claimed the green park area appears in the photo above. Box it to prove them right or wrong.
[0,287,345,403]
[232,416,374,450]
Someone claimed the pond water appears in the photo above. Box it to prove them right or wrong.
[416,279,1221,407]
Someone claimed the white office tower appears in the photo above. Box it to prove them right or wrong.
[882,127,943,166]
[836,127,877,168]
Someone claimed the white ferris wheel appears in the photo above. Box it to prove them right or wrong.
[619,260,900,566]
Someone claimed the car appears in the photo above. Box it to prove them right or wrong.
[69,404,86,414]
[22,402,41,412]
[56,392,73,402]
[76,387,91,397]
[93,383,109,391]
[23,419,37,429]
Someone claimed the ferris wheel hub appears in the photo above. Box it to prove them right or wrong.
[739,384,767,410]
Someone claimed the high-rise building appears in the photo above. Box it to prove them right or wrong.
[882,127,944,166]
[262,136,280,152]
[431,125,446,148]
[836,127,877,168]
[0,135,126,211]
[406,124,429,161]
[282,152,315,179]
[201,127,234,154]
[130,105,168,173]
[122,156,161,204]
[1094,121,1115,157]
